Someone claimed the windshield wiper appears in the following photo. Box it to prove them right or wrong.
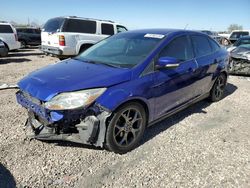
[100,63,121,68]
[74,57,99,64]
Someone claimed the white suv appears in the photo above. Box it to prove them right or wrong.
[0,22,21,55]
[41,16,127,59]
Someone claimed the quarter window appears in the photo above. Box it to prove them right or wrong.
[101,23,114,35]
[191,35,212,57]
[159,36,194,61]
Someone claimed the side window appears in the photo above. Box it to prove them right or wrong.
[64,19,96,34]
[101,23,114,35]
[0,25,13,33]
[208,38,221,52]
[191,35,212,57]
[159,35,194,61]
[116,25,127,33]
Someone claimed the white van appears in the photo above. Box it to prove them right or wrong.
[41,16,127,59]
[0,22,21,55]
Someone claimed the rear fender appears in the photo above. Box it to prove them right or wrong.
[76,40,96,54]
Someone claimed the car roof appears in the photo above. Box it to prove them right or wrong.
[124,28,205,36]
[51,16,118,24]
[0,21,11,26]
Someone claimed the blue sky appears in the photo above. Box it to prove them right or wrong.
[1,0,250,31]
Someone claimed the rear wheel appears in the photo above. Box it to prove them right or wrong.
[79,44,92,54]
[105,102,146,154]
[209,74,227,102]
[1,44,8,57]
[20,40,27,48]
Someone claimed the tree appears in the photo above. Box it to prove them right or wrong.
[228,24,243,33]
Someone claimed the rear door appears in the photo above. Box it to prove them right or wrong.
[191,35,219,95]
[153,35,199,118]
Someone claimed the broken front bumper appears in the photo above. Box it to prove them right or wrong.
[16,90,111,147]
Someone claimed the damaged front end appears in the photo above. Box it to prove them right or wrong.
[229,57,250,75]
[16,90,111,147]
[229,46,250,76]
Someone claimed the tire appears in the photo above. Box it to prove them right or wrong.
[105,102,146,154]
[58,57,67,60]
[20,41,26,49]
[209,74,227,102]
[1,45,8,57]
[79,44,92,54]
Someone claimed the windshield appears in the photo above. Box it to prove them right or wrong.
[43,18,65,32]
[75,32,164,68]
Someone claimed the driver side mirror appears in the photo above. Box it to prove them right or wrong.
[156,56,180,70]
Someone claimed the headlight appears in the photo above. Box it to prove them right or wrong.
[45,88,106,110]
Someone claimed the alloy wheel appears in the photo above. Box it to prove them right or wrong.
[113,108,143,147]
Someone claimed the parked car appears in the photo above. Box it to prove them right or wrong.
[228,30,250,44]
[229,44,250,75]
[227,36,250,52]
[16,27,41,48]
[0,21,21,54]
[16,29,229,153]
[41,16,128,59]
[0,39,8,57]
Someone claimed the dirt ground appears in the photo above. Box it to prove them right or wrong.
[0,49,249,188]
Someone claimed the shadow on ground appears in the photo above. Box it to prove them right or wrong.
[141,82,237,145]
[0,58,31,64]
[0,164,16,188]
[7,52,43,57]
[34,83,238,152]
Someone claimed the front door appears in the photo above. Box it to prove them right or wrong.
[153,35,199,119]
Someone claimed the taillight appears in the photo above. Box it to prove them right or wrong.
[14,33,18,41]
[59,35,65,46]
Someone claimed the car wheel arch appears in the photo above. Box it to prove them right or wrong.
[2,41,9,50]
[76,41,95,54]
[105,98,150,128]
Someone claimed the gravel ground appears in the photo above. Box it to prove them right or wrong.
[0,49,249,188]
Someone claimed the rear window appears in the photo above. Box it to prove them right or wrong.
[191,35,212,57]
[0,25,13,33]
[101,23,114,35]
[43,18,65,32]
[62,19,96,34]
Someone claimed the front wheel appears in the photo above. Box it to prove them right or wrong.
[105,102,146,154]
[209,74,227,102]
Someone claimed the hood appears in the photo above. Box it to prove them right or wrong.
[18,59,132,101]
[231,46,250,59]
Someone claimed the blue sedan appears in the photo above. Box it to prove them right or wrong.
[16,29,229,153]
